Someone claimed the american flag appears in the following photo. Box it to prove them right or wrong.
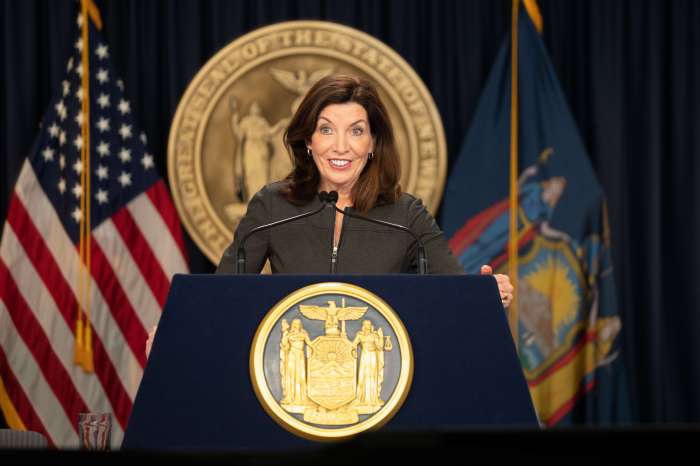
[0,13,188,447]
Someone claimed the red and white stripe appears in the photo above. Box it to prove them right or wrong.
[0,161,188,448]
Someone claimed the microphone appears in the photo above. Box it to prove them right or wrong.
[326,191,428,274]
[235,191,336,273]
[318,190,338,204]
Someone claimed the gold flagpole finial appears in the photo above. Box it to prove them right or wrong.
[82,0,103,30]
[523,0,543,33]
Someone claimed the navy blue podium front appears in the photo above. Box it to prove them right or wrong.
[122,274,537,450]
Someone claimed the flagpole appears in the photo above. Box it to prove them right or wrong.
[508,0,520,352]
[74,0,88,371]
[74,0,102,374]
[83,0,95,373]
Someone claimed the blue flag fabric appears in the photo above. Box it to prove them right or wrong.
[441,11,629,425]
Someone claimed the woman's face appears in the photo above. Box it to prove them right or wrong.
[308,102,374,196]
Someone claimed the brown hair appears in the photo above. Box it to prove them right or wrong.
[282,74,401,212]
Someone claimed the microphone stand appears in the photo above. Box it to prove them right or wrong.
[235,192,335,273]
[328,200,428,275]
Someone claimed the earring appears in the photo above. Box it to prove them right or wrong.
[368,152,374,160]
[307,148,312,157]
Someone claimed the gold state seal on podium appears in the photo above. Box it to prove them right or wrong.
[250,282,414,441]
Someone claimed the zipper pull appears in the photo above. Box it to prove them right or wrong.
[331,245,338,273]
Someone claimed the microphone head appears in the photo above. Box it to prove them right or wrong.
[318,191,339,204]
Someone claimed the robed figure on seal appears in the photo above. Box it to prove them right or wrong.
[279,319,313,413]
[352,320,390,414]
[229,98,289,202]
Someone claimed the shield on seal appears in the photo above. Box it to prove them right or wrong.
[306,335,357,410]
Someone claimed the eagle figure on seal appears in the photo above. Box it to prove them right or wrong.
[298,299,368,337]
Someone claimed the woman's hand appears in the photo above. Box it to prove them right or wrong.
[480,265,514,308]
[145,325,157,358]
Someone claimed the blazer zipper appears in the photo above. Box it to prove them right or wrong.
[330,207,349,274]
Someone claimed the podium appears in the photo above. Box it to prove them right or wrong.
[122,274,537,450]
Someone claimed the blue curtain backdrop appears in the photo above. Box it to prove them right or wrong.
[1,0,698,424]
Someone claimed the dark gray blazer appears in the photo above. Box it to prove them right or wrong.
[216,182,464,274]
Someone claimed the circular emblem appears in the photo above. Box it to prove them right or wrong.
[168,20,448,263]
[250,282,413,440]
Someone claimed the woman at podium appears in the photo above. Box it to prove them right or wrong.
[215,74,513,306]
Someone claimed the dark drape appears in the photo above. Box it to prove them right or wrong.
[1,0,698,424]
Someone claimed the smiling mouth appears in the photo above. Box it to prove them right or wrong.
[329,159,350,168]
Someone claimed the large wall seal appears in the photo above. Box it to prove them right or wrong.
[168,21,447,264]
